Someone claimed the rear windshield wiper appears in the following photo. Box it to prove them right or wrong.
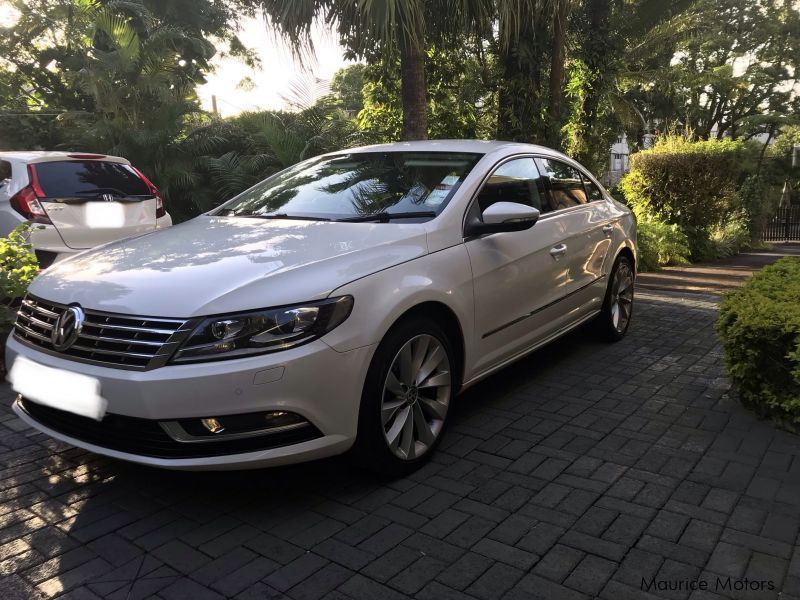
[237,213,332,222]
[336,211,437,223]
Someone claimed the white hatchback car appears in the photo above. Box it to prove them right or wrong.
[6,141,636,474]
[0,151,172,267]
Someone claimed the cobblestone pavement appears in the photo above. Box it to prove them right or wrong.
[2,289,800,600]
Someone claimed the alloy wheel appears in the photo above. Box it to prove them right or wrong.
[381,334,451,461]
[610,262,634,333]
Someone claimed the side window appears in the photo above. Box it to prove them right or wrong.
[476,157,548,216]
[537,158,588,211]
[581,173,605,201]
[0,160,11,183]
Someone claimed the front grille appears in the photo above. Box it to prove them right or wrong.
[13,295,197,370]
[17,398,322,459]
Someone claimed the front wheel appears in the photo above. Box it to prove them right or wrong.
[595,254,635,341]
[353,317,455,476]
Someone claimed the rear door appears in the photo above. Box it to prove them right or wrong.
[536,157,613,315]
[34,160,157,249]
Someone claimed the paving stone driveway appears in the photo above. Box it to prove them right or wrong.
[2,289,800,600]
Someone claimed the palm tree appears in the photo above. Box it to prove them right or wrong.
[260,0,492,141]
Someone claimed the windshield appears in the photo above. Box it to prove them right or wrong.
[215,151,483,221]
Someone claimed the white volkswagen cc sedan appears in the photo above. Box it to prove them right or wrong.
[6,141,636,474]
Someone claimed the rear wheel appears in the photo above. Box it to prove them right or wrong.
[353,317,455,476]
[595,254,635,341]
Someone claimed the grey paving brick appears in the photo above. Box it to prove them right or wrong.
[436,551,493,590]
[533,543,584,582]
[159,577,225,600]
[264,552,327,592]
[288,562,354,600]
[361,544,420,582]
[152,540,210,574]
[563,554,617,595]
[465,562,524,600]
[357,523,413,555]
[471,537,537,570]
[706,542,751,578]
[388,554,446,595]
[244,533,305,565]
[339,573,410,600]
[614,547,663,587]
[508,573,590,600]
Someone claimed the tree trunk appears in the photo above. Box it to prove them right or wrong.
[399,30,428,141]
[547,0,569,146]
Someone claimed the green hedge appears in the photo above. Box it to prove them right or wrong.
[716,258,800,424]
[620,135,752,260]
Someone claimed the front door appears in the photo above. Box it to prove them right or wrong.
[465,157,569,376]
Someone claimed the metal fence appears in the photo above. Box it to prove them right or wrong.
[762,206,800,242]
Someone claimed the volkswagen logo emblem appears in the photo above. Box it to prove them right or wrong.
[102,193,114,202]
[51,306,84,351]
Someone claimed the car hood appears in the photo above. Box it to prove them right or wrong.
[30,216,429,317]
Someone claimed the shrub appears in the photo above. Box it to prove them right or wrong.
[0,223,38,329]
[635,216,691,271]
[620,134,753,260]
[716,258,800,424]
[711,211,752,258]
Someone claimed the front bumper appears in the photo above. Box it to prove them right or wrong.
[6,334,375,470]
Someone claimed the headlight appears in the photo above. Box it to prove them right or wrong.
[171,296,353,363]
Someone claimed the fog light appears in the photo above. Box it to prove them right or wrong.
[201,418,225,434]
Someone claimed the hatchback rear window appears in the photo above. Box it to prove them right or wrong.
[34,161,150,197]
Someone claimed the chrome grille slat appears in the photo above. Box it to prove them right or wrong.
[13,295,191,370]
[69,345,156,359]
[78,333,164,347]
[22,299,58,318]
[81,322,178,335]
[16,312,54,330]
[15,322,53,343]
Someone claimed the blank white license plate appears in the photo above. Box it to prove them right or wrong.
[85,202,125,228]
[9,356,107,421]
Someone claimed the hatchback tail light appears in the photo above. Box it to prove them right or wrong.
[130,166,166,218]
[10,165,51,224]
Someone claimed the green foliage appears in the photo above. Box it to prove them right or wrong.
[716,258,800,424]
[620,134,753,259]
[356,38,497,143]
[330,65,366,113]
[635,216,691,272]
[0,224,38,328]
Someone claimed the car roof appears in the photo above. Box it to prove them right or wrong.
[0,151,129,164]
[342,139,564,158]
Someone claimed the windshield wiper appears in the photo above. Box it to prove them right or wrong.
[337,211,437,223]
[239,213,332,222]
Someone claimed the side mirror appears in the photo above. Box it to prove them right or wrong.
[465,202,540,236]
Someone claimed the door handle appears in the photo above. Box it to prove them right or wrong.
[549,244,567,257]
[602,224,614,236]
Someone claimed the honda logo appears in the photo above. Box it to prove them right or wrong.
[51,306,85,351]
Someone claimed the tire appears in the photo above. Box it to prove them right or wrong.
[594,254,635,342]
[353,316,456,477]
